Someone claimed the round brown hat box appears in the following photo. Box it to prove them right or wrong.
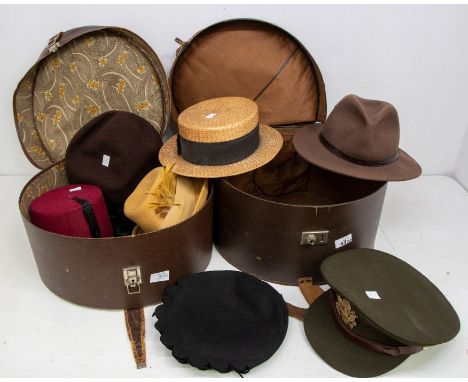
[170,19,386,284]
[14,26,213,309]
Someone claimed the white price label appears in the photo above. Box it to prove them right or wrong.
[150,270,170,283]
[335,233,352,249]
[365,291,381,300]
[102,154,111,167]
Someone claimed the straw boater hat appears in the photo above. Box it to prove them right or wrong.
[124,166,208,234]
[159,97,283,178]
[304,249,460,377]
[293,95,422,181]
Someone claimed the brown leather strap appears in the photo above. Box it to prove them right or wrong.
[287,277,324,321]
[298,277,324,304]
[38,26,106,62]
[329,292,423,357]
[286,302,307,320]
[125,308,147,369]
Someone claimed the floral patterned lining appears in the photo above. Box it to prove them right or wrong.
[15,30,165,167]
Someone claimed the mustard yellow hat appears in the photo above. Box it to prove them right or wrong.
[124,166,208,233]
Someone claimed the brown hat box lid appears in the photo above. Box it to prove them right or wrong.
[14,26,171,169]
[169,18,327,127]
[14,26,213,309]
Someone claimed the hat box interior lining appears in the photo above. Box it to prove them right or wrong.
[170,19,325,126]
[15,29,167,168]
[226,128,386,206]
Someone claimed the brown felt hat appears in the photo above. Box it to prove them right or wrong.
[304,249,460,377]
[293,95,422,181]
[65,111,162,208]
[159,97,283,178]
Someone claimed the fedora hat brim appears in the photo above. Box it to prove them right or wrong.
[293,124,422,182]
[304,290,410,378]
[159,124,283,178]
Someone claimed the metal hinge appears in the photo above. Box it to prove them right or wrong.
[123,266,142,294]
[301,231,329,246]
[174,37,187,55]
[48,32,62,53]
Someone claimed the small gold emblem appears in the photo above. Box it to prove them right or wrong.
[336,294,358,329]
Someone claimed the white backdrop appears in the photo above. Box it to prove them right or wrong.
[1,5,468,182]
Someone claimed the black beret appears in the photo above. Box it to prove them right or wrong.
[153,271,288,374]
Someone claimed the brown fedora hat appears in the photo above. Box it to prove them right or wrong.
[293,95,422,181]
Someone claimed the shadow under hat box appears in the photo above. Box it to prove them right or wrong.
[14,26,213,309]
[169,19,386,284]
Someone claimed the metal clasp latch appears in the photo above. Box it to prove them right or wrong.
[301,231,329,246]
[123,266,142,294]
[48,32,62,53]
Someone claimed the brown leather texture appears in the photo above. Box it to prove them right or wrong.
[19,162,213,309]
[214,128,387,285]
[13,26,170,169]
[125,308,147,368]
[169,19,326,127]
[298,277,324,304]
[286,303,307,320]
[286,278,324,321]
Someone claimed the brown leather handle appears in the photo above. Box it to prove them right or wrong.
[125,308,147,369]
[286,277,324,321]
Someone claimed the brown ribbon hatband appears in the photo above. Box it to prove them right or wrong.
[319,133,400,167]
[329,291,423,357]
[125,308,147,369]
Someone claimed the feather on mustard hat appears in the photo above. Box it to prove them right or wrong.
[124,166,208,233]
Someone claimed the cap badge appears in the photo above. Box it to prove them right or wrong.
[336,294,358,329]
